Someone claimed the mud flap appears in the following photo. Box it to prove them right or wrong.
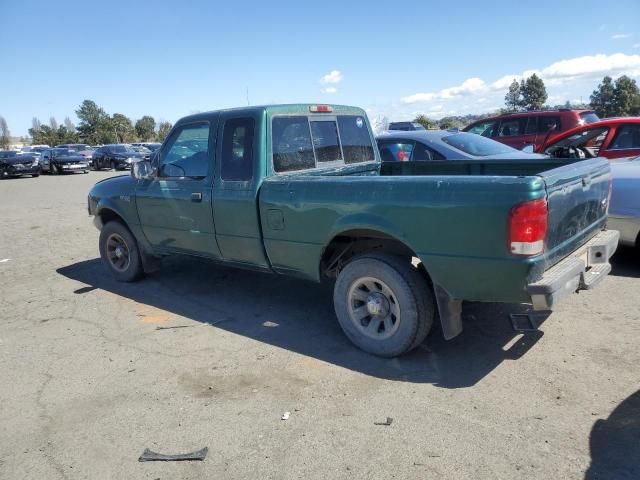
[433,284,463,340]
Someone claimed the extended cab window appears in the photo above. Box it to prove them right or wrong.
[221,118,255,181]
[159,123,209,178]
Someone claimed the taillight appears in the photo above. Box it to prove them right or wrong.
[508,198,548,256]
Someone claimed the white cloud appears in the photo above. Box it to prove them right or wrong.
[320,70,343,85]
[388,52,640,124]
[401,77,485,104]
[439,77,485,98]
[400,92,437,103]
[491,75,520,90]
[321,87,337,94]
[611,33,632,39]
[541,53,640,79]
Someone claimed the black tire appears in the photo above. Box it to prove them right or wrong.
[49,163,57,175]
[333,253,434,357]
[110,160,116,171]
[32,173,40,177]
[99,221,144,282]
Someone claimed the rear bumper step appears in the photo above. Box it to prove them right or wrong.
[527,230,619,310]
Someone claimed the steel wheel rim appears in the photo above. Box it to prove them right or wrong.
[347,276,401,340]
[106,233,131,272]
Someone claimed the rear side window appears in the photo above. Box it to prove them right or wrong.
[272,116,315,172]
[377,141,414,162]
[538,116,561,133]
[609,125,640,149]
[465,120,497,137]
[221,118,255,181]
[497,118,526,137]
[525,117,537,134]
[338,116,375,163]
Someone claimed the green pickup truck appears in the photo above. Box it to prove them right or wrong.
[88,104,619,357]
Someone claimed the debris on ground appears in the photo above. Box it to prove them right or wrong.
[281,411,290,420]
[374,417,393,426]
[0,259,10,263]
[155,325,197,331]
[262,321,279,327]
[138,447,208,462]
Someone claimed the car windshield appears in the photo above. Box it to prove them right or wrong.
[112,145,137,153]
[579,112,600,124]
[52,148,76,156]
[441,132,515,156]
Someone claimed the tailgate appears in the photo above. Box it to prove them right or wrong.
[541,157,611,266]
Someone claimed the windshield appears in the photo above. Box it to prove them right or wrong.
[112,145,137,153]
[442,132,515,156]
[579,112,600,124]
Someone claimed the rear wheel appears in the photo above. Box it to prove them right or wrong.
[110,160,117,171]
[99,221,144,282]
[333,253,434,357]
[49,163,57,175]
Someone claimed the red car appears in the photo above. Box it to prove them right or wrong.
[463,109,599,151]
[540,118,640,160]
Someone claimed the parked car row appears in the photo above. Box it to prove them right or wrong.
[0,142,162,179]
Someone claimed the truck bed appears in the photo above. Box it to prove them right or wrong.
[259,157,612,304]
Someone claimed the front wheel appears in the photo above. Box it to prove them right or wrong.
[333,253,434,357]
[99,221,144,282]
[110,160,117,171]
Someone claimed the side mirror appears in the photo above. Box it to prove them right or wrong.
[132,160,155,180]
[521,145,535,153]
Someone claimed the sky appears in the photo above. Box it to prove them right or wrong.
[1,0,640,136]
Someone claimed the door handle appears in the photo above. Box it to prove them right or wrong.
[191,192,202,202]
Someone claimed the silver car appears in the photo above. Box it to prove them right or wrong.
[608,156,640,248]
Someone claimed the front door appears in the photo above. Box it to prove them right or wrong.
[136,120,221,258]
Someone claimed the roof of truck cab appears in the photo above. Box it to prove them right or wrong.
[176,104,367,124]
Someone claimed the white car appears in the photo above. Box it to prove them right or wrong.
[608,156,640,248]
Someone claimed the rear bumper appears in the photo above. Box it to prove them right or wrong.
[527,229,619,310]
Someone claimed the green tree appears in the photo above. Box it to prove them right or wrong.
[0,116,10,149]
[412,114,437,130]
[76,100,109,144]
[156,121,172,141]
[612,75,640,116]
[112,113,136,143]
[504,79,521,111]
[520,74,547,110]
[590,76,617,118]
[135,116,156,141]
